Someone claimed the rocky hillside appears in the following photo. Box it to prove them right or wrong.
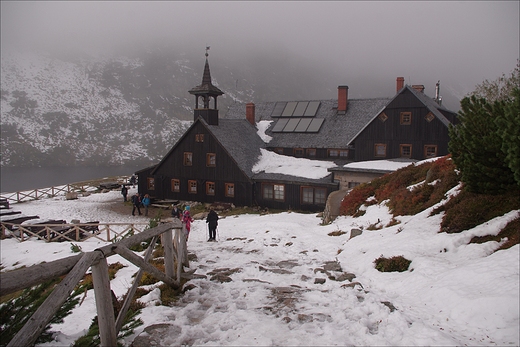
[1,47,335,167]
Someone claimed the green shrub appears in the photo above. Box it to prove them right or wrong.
[374,255,411,272]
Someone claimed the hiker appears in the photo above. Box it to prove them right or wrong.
[171,205,182,219]
[131,193,141,216]
[182,206,194,241]
[142,194,151,217]
[129,175,137,187]
[121,185,128,202]
[206,207,219,241]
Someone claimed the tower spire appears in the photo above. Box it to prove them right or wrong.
[188,47,224,125]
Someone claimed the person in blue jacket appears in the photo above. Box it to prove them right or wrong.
[142,194,151,217]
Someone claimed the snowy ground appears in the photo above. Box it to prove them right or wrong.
[1,186,519,346]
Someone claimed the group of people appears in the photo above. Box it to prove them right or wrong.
[171,204,219,242]
[123,183,219,241]
[122,186,151,217]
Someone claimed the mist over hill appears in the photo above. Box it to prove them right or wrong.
[0,46,461,168]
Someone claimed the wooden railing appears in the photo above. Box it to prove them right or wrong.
[0,176,130,204]
[0,219,191,347]
[1,221,150,243]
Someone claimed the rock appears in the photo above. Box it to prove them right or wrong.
[350,228,363,239]
[65,192,78,200]
[323,260,342,272]
[131,323,181,347]
[335,272,356,282]
[314,278,326,284]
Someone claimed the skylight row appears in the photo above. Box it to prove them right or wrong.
[271,101,321,118]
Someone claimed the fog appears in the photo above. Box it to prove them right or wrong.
[1,1,519,103]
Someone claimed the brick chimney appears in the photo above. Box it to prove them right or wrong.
[396,77,404,92]
[412,85,425,93]
[246,102,255,125]
[338,86,349,114]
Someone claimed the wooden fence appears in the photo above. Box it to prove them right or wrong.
[0,176,129,204]
[1,221,150,243]
[0,219,192,347]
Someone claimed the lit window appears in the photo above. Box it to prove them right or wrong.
[206,181,215,195]
[184,152,193,166]
[424,145,437,158]
[207,153,216,167]
[400,112,412,125]
[147,177,155,190]
[375,144,386,157]
[274,184,285,201]
[225,183,234,197]
[400,144,412,158]
[188,180,197,194]
[171,179,180,192]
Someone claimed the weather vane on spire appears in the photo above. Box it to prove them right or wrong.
[205,46,210,57]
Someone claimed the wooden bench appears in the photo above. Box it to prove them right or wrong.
[0,198,9,209]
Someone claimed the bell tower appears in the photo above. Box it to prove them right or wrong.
[188,47,224,125]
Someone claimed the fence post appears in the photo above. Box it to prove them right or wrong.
[91,255,118,347]
[162,227,175,282]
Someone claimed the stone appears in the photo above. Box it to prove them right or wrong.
[350,228,363,239]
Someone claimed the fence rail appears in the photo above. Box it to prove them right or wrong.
[1,220,190,347]
[0,175,130,204]
[1,221,150,243]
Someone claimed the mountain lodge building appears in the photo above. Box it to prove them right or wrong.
[136,53,457,211]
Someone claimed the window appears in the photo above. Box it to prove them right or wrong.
[262,183,285,201]
[207,153,216,167]
[375,143,387,157]
[147,177,155,190]
[225,183,235,197]
[328,149,348,158]
[306,148,316,157]
[188,180,197,194]
[206,181,215,195]
[379,112,388,122]
[301,187,327,205]
[424,145,438,158]
[184,152,193,166]
[171,179,180,192]
[425,112,435,122]
[293,148,304,157]
[274,148,284,154]
[195,133,204,142]
[400,112,412,125]
[400,144,412,158]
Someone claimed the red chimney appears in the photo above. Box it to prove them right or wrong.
[396,77,404,92]
[246,102,255,125]
[338,86,349,113]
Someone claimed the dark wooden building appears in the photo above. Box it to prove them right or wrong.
[137,53,457,211]
[136,53,338,212]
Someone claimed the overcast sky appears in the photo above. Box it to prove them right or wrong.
[1,1,519,103]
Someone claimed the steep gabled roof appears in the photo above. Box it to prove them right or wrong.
[225,98,391,149]
[151,117,263,177]
[207,119,265,178]
[346,85,456,144]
